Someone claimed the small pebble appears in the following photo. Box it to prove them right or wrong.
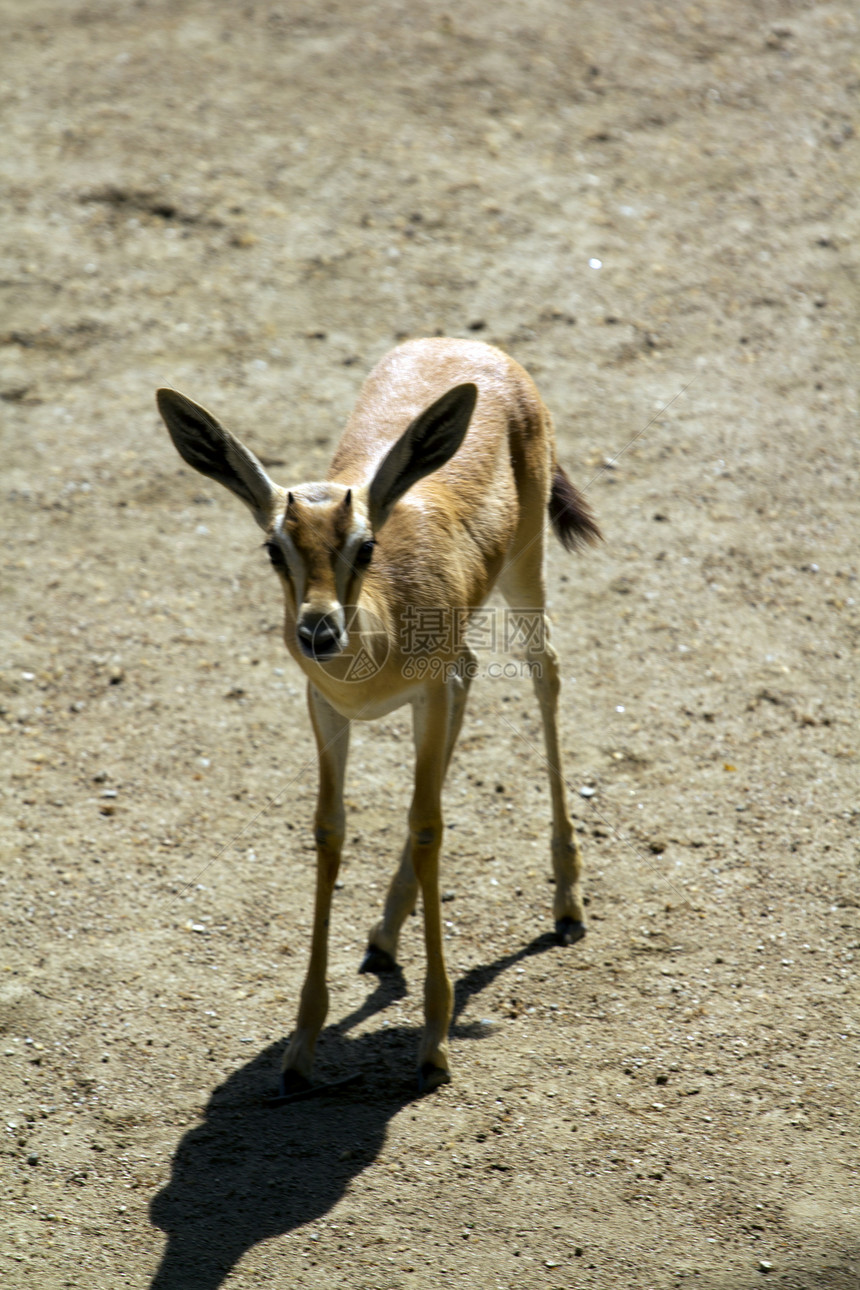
[579,785,596,798]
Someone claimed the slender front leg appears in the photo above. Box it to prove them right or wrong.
[363,648,475,973]
[281,684,350,1090]
[409,682,457,1091]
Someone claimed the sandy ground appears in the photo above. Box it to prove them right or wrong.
[1,1,859,1287]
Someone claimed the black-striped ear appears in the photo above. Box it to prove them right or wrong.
[156,388,278,530]
[368,383,477,531]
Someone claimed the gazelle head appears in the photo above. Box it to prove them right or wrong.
[156,382,477,662]
[267,483,373,659]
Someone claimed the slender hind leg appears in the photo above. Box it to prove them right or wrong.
[361,648,475,973]
[359,836,416,974]
[498,551,585,944]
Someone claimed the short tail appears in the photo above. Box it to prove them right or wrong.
[548,465,602,552]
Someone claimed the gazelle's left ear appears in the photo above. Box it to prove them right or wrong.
[157,388,279,530]
[368,383,477,531]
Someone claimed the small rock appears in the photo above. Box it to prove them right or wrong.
[759,1261,773,1273]
[27,1153,39,1166]
[579,785,596,798]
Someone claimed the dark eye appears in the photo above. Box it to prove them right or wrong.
[265,541,287,572]
[355,539,375,568]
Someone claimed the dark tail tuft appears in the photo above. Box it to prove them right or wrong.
[549,465,602,552]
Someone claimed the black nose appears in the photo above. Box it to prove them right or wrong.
[297,620,342,659]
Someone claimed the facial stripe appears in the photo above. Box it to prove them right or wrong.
[271,517,306,604]
[274,490,373,612]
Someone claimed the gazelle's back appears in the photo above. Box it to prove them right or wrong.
[329,338,553,604]
[332,338,550,485]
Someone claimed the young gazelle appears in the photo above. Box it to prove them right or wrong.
[157,337,600,1094]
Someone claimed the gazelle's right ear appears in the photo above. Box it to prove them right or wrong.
[156,389,278,530]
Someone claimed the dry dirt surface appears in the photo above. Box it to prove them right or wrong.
[1,1,859,1287]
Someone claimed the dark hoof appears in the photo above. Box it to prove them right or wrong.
[278,1068,313,1099]
[555,917,586,946]
[359,943,398,975]
[268,1071,364,1107]
[417,1062,451,1095]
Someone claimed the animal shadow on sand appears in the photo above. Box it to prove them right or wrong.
[149,931,561,1289]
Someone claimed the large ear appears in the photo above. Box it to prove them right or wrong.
[368,382,478,530]
[156,388,278,529]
